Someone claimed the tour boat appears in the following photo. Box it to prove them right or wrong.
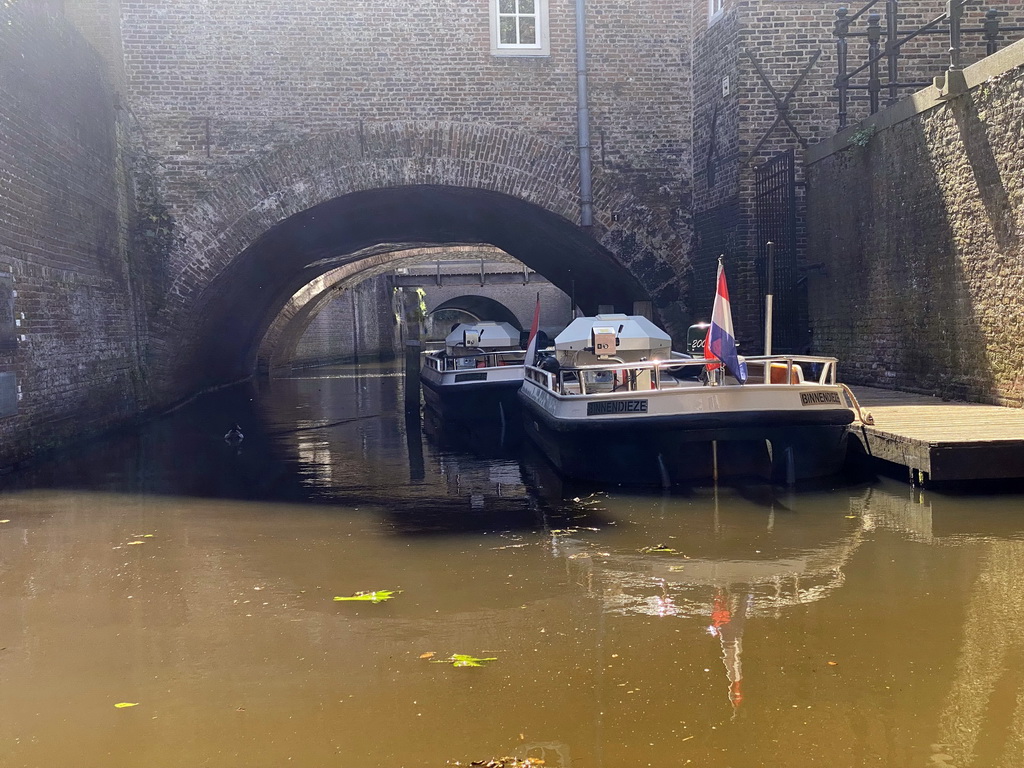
[420,321,532,422]
[518,314,858,485]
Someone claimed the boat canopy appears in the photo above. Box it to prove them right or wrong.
[444,321,521,353]
[554,314,672,364]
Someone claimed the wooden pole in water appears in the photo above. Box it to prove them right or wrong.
[404,339,421,415]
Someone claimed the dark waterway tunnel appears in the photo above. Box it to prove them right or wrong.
[179,185,653,396]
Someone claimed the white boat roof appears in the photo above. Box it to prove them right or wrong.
[555,314,672,353]
[444,321,520,350]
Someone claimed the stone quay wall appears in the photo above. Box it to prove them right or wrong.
[806,41,1024,407]
[0,3,148,471]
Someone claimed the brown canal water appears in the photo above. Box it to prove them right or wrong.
[3,362,1024,768]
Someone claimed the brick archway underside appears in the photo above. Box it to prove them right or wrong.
[151,125,689,406]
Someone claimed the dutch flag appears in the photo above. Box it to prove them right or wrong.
[705,259,748,384]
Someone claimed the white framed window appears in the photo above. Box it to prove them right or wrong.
[491,0,549,57]
[708,0,725,26]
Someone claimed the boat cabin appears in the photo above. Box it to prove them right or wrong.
[545,314,673,392]
[439,321,524,370]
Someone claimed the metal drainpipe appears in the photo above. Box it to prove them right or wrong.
[575,0,594,228]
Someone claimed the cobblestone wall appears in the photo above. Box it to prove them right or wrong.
[806,47,1024,406]
[0,2,146,470]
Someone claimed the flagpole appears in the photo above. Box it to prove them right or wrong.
[764,241,774,356]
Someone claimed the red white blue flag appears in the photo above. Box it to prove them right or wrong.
[705,260,747,383]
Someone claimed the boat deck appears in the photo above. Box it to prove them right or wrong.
[848,386,1024,484]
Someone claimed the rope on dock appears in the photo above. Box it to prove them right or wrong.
[840,383,874,426]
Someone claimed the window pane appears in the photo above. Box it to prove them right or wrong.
[519,17,536,45]
[499,0,515,13]
[520,0,535,13]
[500,16,517,44]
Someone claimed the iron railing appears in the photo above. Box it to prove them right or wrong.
[834,0,1024,128]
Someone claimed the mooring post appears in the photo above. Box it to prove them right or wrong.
[404,339,421,415]
[405,408,425,481]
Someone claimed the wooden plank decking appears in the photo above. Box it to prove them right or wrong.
[846,386,1024,483]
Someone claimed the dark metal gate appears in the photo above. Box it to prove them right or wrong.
[754,150,803,353]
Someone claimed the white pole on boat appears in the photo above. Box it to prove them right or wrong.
[764,241,775,356]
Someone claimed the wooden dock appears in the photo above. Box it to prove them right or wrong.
[847,386,1024,485]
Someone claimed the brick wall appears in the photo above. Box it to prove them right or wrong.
[0,2,147,470]
[110,0,691,219]
[806,48,1024,406]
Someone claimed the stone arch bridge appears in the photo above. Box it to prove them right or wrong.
[154,122,690,405]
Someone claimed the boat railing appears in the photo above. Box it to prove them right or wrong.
[526,354,841,396]
[423,348,527,373]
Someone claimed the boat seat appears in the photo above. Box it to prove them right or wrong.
[769,362,804,384]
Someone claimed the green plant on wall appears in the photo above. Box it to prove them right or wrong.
[849,124,876,148]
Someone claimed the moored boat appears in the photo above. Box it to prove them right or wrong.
[420,321,531,423]
[518,314,858,485]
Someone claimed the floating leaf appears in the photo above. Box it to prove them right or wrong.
[0,519,10,524]
[640,544,678,554]
[827,661,839,666]
[333,589,400,603]
[433,653,498,668]
[419,652,436,659]
[126,541,145,546]
[114,702,139,708]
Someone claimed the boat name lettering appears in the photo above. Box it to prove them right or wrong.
[455,372,488,382]
[800,390,842,406]
[587,399,649,416]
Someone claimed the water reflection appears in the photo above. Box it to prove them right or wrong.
[2,362,1024,767]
